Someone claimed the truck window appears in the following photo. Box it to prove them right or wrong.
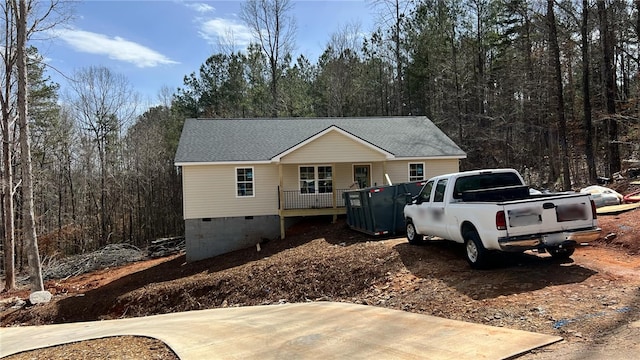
[433,179,448,203]
[453,172,523,199]
[419,181,434,202]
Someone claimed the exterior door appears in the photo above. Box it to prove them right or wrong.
[354,165,371,188]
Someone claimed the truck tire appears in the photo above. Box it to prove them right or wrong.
[406,220,423,245]
[548,247,575,259]
[464,231,491,269]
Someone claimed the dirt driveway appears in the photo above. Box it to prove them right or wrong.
[2,210,640,359]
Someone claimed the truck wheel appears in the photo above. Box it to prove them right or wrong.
[464,232,490,269]
[406,220,423,245]
[548,247,575,259]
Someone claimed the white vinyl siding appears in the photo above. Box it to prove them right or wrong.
[182,164,279,219]
[280,130,387,164]
[424,159,460,178]
[384,159,460,184]
[281,160,459,193]
[382,162,411,184]
[181,159,459,219]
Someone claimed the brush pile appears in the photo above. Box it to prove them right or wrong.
[42,244,146,281]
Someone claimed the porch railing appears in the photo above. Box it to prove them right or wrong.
[280,188,349,210]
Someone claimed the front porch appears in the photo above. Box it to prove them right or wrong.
[274,159,399,238]
[278,188,350,238]
[278,188,349,215]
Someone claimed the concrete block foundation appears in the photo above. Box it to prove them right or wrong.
[185,215,280,262]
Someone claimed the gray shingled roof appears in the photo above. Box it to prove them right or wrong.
[174,117,466,164]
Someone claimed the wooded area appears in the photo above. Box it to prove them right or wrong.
[1,0,639,289]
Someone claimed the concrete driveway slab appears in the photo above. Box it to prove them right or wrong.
[1,302,561,359]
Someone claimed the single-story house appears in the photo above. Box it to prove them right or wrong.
[174,117,466,262]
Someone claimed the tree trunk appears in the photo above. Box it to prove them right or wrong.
[597,0,619,176]
[393,0,403,115]
[451,20,463,144]
[1,0,16,291]
[15,0,44,291]
[547,0,572,190]
[1,113,16,292]
[636,1,640,132]
[582,0,597,183]
[475,1,485,115]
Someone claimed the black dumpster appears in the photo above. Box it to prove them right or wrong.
[343,181,425,236]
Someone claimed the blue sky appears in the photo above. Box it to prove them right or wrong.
[37,0,376,106]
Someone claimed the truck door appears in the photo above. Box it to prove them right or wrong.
[429,178,449,238]
[413,180,434,234]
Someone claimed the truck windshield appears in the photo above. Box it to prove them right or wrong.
[453,172,523,199]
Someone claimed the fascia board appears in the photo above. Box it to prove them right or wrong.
[392,155,467,161]
[270,126,395,162]
[175,160,272,166]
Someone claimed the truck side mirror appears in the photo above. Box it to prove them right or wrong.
[405,193,413,204]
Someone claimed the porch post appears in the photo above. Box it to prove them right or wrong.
[382,161,388,185]
[332,163,337,223]
[279,163,286,239]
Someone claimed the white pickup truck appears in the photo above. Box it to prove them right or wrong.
[403,169,601,268]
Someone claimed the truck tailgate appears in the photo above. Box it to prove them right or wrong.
[501,194,596,237]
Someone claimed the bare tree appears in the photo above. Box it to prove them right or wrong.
[13,0,44,291]
[213,28,241,56]
[597,0,620,177]
[582,0,597,183]
[1,0,71,290]
[157,85,174,109]
[327,21,363,57]
[1,1,18,290]
[240,0,296,117]
[547,0,571,190]
[315,22,365,117]
[66,66,138,246]
[469,0,489,116]
[370,0,413,115]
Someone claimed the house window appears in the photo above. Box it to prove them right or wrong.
[318,166,333,193]
[353,164,370,188]
[299,165,332,194]
[409,163,425,181]
[236,167,254,197]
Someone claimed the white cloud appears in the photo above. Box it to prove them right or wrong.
[198,18,253,47]
[184,2,215,13]
[55,28,179,68]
